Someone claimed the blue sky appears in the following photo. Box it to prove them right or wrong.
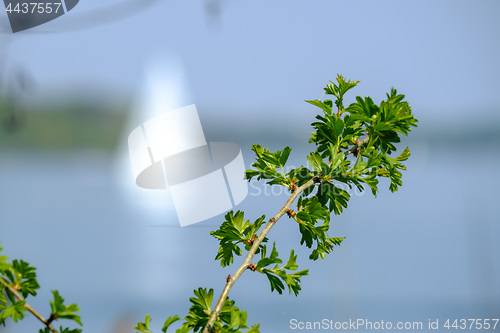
[1,0,500,123]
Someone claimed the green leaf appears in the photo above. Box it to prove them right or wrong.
[244,145,292,185]
[134,314,153,333]
[180,288,259,333]
[256,243,282,270]
[334,118,344,137]
[296,197,329,226]
[323,75,360,110]
[262,266,308,297]
[228,307,240,329]
[184,288,213,332]
[1,300,27,323]
[10,259,40,298]
[49,290,82,326]
[306,152,324,173]
[278,146,292,167]
[211,212,267,267]
[0,244,9,272]
[264,272,285,294]
[258,248,309,296]
[282,250,298,271]
[227,306,250,331]
[247,324,261,333]
[305,99,333,114]
[190,288,213,312]
[293,197,344,260]
[361,173,379,196]
[41,328,82,333]
[59,328,83,333]
[396,147,411,162]
[333,74,360,98]
[316,182,350,215]
[175,324,192,333]
[162,315,180,332]
[310,113,346,151]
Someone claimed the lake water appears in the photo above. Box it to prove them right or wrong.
[0,138,499,333]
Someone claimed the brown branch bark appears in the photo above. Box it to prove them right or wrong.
[203,178,316,333]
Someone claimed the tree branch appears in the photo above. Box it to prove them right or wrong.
[0,277,58,333]
[203,178,316,333]
[203,135,370,332]
[345,135,369,156]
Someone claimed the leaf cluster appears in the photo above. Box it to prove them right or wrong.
[242,74,417,294]
[255,244,308,296]
[210,211,268,267]
[307,75,418,195]
[0,243,82,333]
[39,327,82,333]
[294,197,345,260]
[135,288,260,333]
[244,145,293,187]
[244,146,347,262]
[2,75,418,333]
[132,75,418,333]
[47,290,82,326]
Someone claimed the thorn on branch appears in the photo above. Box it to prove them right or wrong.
[287,209,296,218]
[289,183,297,191]
[313,175,321,183]
[248,263,257,272]
[226,275,231,283]
[269,217,276,223]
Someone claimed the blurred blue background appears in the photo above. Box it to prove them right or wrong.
[1,1,499,332]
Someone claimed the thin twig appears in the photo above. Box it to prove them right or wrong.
[203,178,316,333]
[0,277,58,333]
[345,135,369,155]
[203,135,369,332]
